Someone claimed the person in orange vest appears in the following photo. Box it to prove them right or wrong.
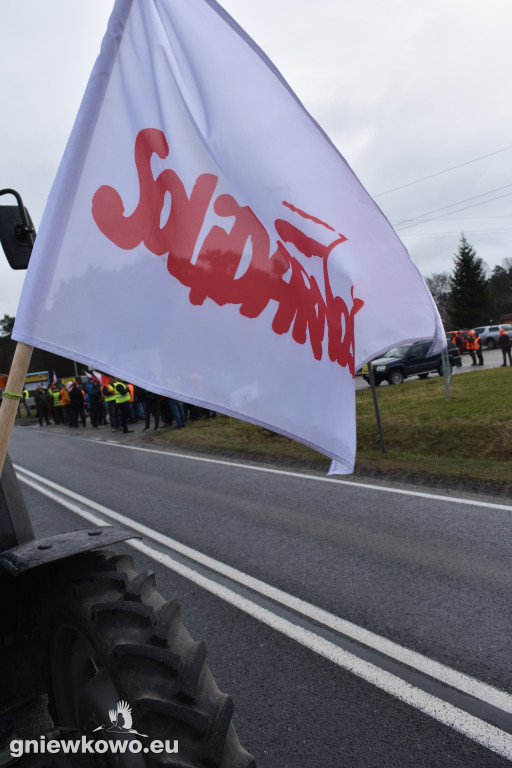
[474,332,484,366]
[60,383,72,426]
[451,330,462,353]
[466,331,477,366]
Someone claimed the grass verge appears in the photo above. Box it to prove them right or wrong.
[158,368,512,487]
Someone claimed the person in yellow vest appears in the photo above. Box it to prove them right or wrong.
[102,380,118,432]
[113,380,133,433]
[21,387,30,417]
[50,384,63,424]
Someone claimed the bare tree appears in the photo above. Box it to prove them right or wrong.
[425,272,451,326]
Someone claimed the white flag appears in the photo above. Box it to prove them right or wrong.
[13,0,444,474]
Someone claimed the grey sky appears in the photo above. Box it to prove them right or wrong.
[1,0,510,318]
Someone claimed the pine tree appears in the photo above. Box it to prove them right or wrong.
[448,235,489,328]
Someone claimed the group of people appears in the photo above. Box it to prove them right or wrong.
[466,331,484,367]
[451,328,512,367]
[450,330,484,366]
[26,377,214,432]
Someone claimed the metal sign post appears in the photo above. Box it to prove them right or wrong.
[441,347,452,400]
[367,362,387,453]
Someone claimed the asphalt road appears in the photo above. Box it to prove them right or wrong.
[4,424,512,767]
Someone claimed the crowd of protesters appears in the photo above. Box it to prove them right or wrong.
[23,376,215,432]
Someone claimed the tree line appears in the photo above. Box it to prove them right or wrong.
[425,234,512,330]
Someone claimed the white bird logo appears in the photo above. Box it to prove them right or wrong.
[93,700,147,736]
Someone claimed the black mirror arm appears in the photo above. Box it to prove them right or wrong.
[0,189,36,246]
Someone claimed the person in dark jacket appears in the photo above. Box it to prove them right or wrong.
[143,389,160,431]
[69,381,86,427]
[34,386,51,426]
[85,377,102,427]
[499,328,512,366]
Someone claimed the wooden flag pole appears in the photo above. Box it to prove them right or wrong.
[0,342,34,477]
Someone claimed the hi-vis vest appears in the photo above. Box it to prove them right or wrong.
[50,389,62,406]
[114,381,131,404]
[104,384,116,403]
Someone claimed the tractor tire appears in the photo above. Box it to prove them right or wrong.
[41,550,256,768]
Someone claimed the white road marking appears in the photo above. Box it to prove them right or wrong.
[80,437,512,513]
[14,464,512,760]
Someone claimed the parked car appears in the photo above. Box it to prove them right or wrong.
[361,339,462,386]
[471,324,512,350]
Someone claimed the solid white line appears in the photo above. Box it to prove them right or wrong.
[15,464,512,715]
[81,438,512,513]
[15,469,512,761]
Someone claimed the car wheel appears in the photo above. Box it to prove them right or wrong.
[388,370,404,385]
[486,338,496,350]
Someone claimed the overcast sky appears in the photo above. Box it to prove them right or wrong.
[1,0,510,318]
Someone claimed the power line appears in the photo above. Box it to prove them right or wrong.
[393,184,512,229]
[395,192,512,231]
[432,215,512,221]
[374,145,512,198]
[402,230,512,239]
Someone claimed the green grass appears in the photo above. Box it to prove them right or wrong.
[355,369,512,483]
[158,369,512,486]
